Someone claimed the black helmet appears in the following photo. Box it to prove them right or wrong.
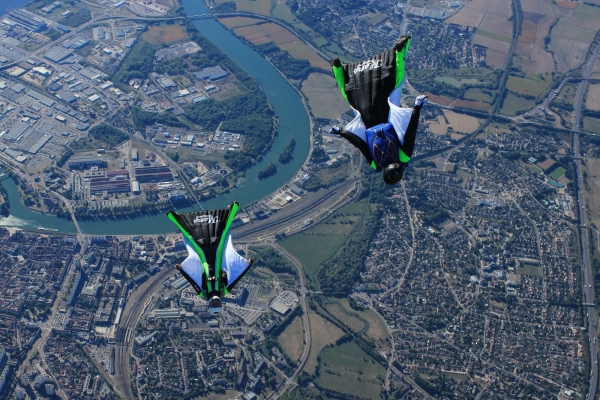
[382,163,404,185]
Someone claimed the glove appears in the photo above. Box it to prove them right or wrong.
[415,95,428,107]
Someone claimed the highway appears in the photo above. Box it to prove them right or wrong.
[234,178,361,239]
[572,38,600,400]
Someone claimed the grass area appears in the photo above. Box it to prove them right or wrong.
[573,3,600,21]
[500,92,536,116]
[489,300,507,310]
[323,298,391,350]
[325,302,366,332]
[444,110,481,133]
[477,30,512,43]
[235,0,272,15]
[435,77,482,87]
[279,199,367,277]
[247,267,274,281]
[550,166,566,179]
[141,25,188,45]
[517,263,543,277]
[314,158,353,185]
[464,88,494,102]
[279,41,328,70]
[582,158,600,229]
[301,72,349,119]
[584,117,600,134]
[551,22,596,43]
[506,73,553,97]
[304,312,345,374]
[315,341,386,399]
[366,11,387,25]
[277,315,304,362]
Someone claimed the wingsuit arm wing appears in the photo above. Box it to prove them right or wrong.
[221,233,253,292]
[178,235,205,296]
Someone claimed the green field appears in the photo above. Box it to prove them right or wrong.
[477,30,512,43]
[279,200,368,276]
[278,315,304,362]
[367,12,387,24]
[518,263,543,277]
[315,341,386,399]
[584,117,600,134]
[324,298,391,350]
[573,3,600,22]
[550,166,566,179]
[506,73,553,97]
[464,88,494,102]
[500,92,536,115]
[435,77,482,87]
[270,1,326,44]
[551,22,596,43]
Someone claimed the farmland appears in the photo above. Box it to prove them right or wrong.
[506,73,554,97]
[583,158,600,229]
[586,84,600,112]
[315,341,386,399]
[277,315,305,362]
[444,111,481,133]
[301,73,349,119]
[303,312,344,374]
[141,25,188,45]
[584,118,600,134]
[500,92,536,115]
[214,0,271,15]
[279,200,368,277]
[573,3,600,22]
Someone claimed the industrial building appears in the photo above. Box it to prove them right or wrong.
[131,180,140,194]
[61,35,90,49]
[153,309,181,319]
[6,10,47,31]
[269,300,291,316]
[89,177,131,194]
[134,166,173,183]
[44,46,73,63]
[197,66,228,81]
[68,156,106,170]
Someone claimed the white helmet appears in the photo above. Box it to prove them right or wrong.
[208,296,222,315]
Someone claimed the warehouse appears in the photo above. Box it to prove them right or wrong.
[44,47,73,63]
[89,178,131,194]
[68,156,106,170]
[134,166,173,183]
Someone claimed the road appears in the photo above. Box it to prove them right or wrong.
[268,243,312,398]
[571,37,600,400]
[114,266,174,400]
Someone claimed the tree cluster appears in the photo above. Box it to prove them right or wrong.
[112,40,156,88]
[89,124,129,148]
[257,162,277,180]
[279,138,296,164]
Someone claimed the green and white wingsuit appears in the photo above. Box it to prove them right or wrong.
[167,202,253,315]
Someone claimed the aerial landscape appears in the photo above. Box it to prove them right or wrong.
[0,0,599,398]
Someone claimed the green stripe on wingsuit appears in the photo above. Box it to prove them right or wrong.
[332,64,348,101]
[395,38,410,88]
[214,202,239,296]
[370,160,377,170]
[167,211,210,297]
[398,148,410,163]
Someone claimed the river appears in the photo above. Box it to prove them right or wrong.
[0,0,311,234]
